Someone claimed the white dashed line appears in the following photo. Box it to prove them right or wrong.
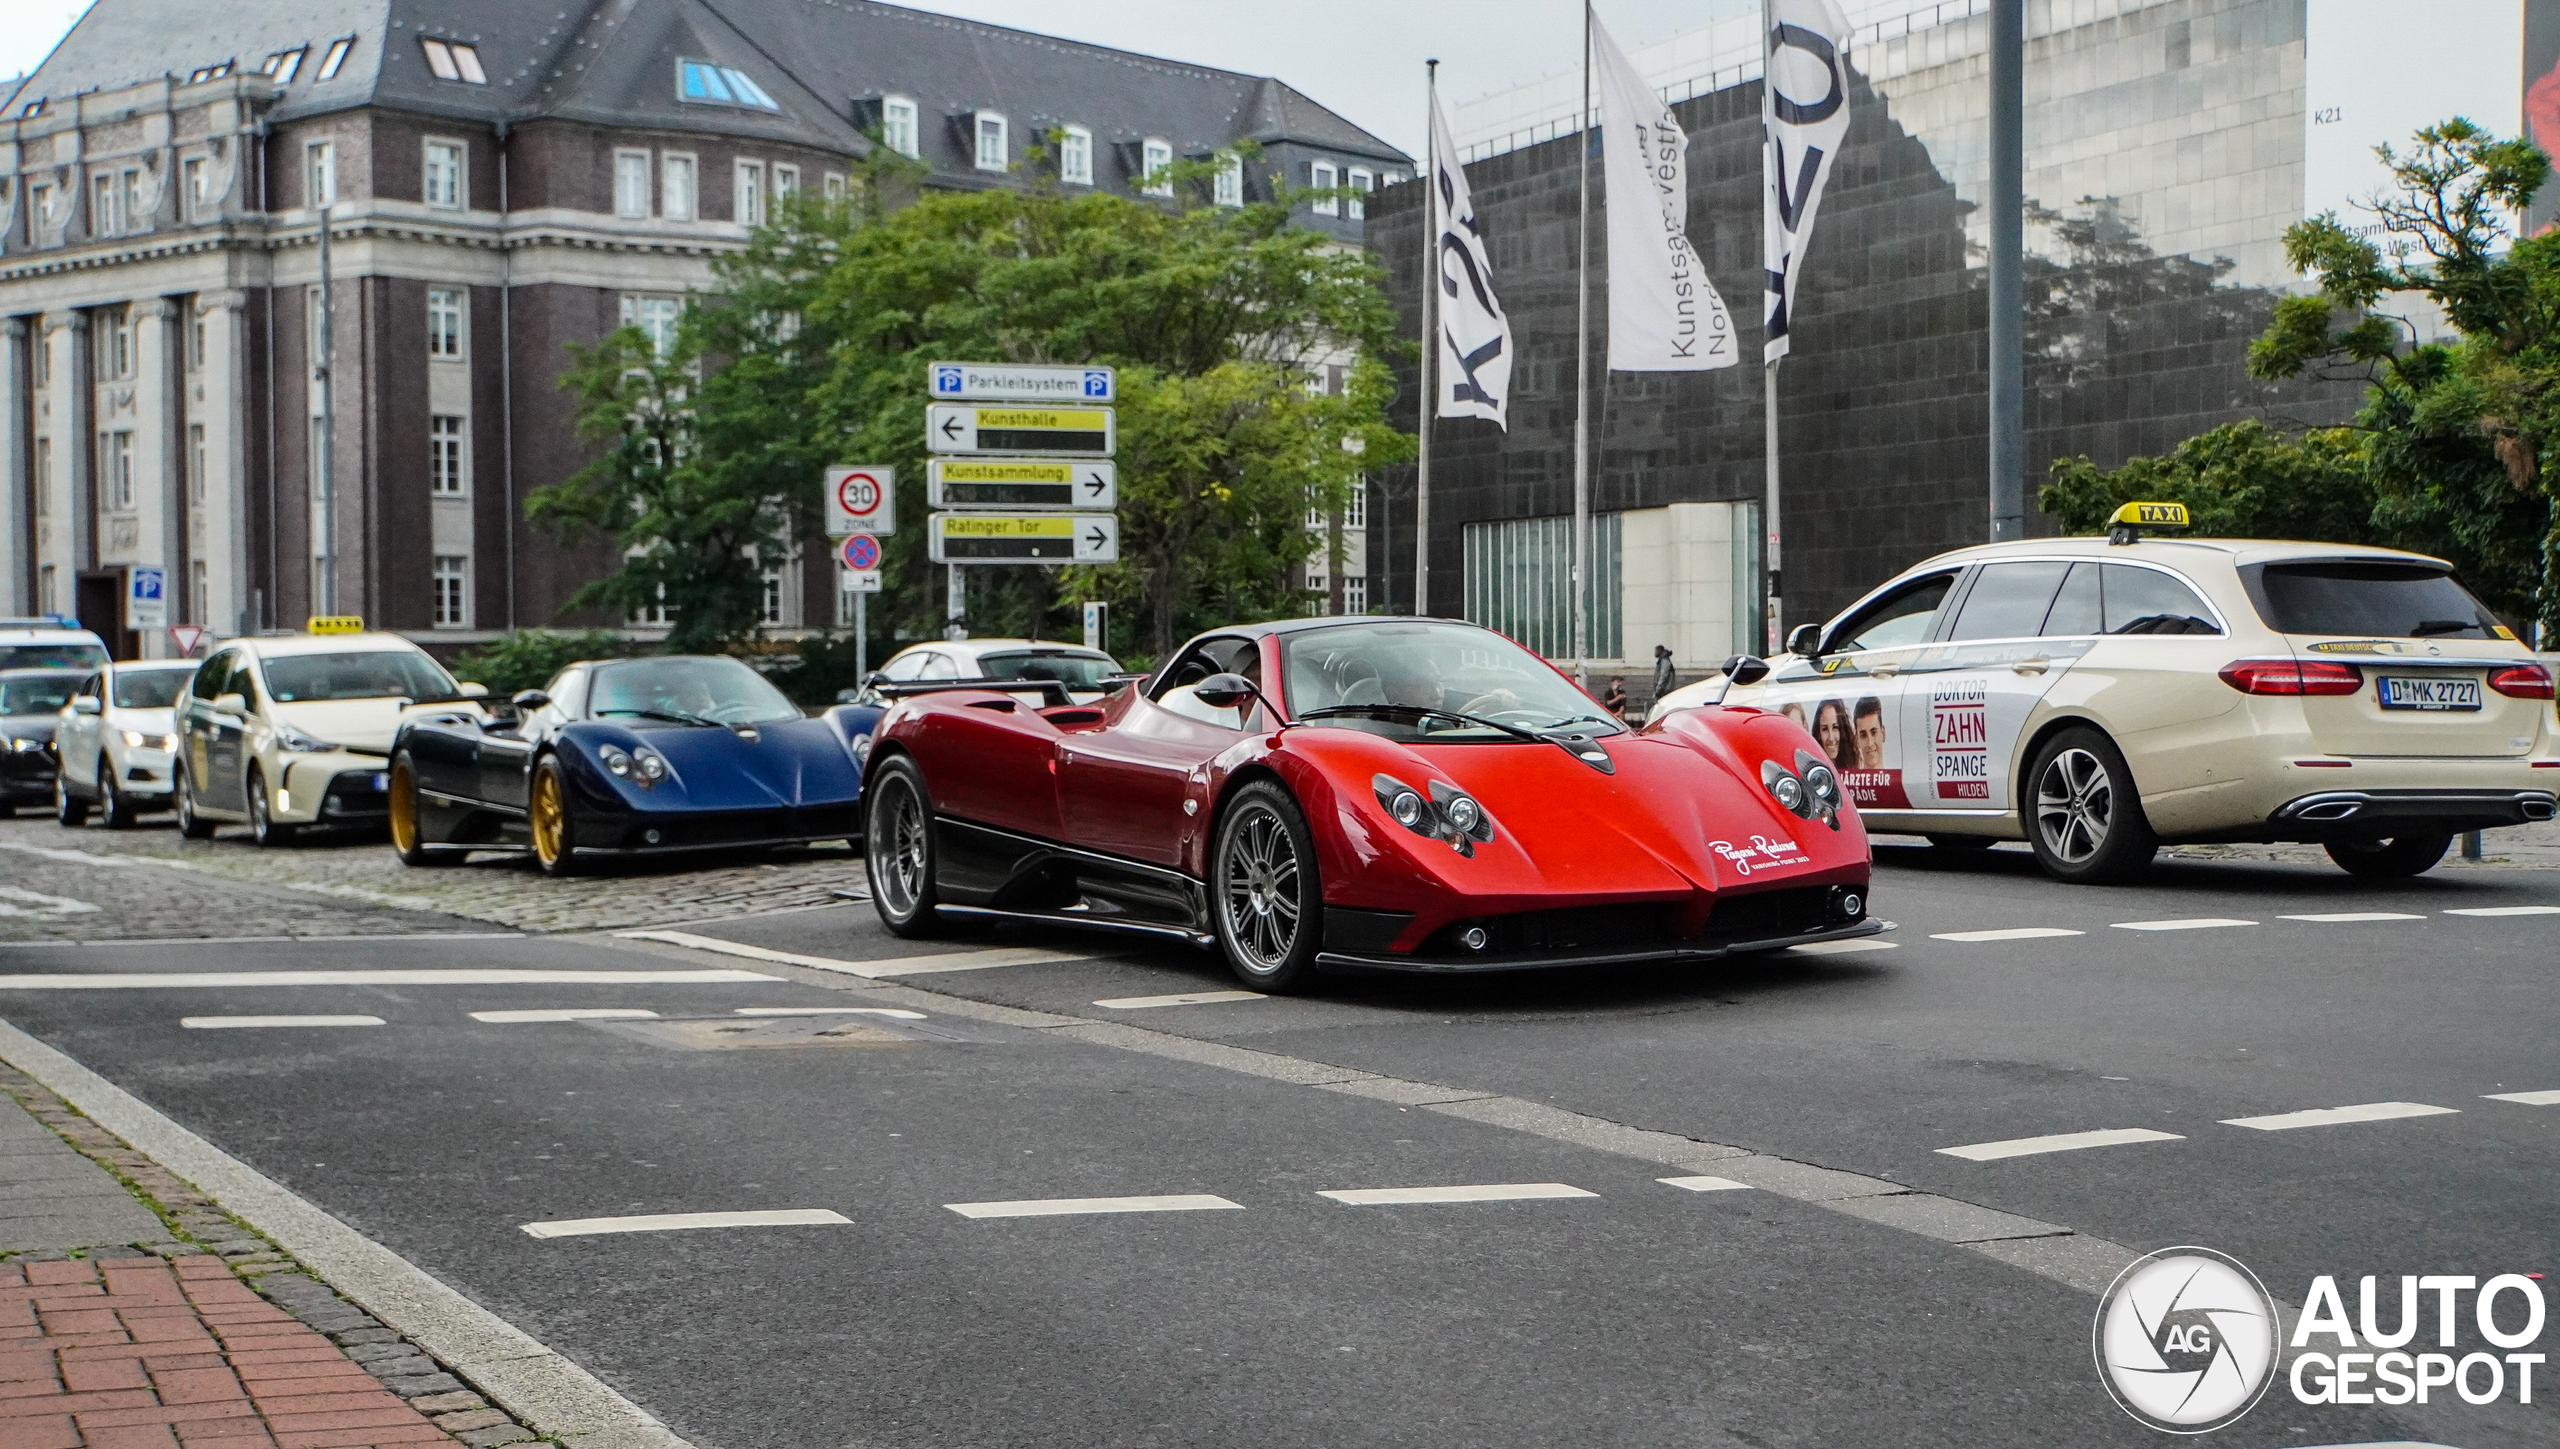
[2112,918,2257,932]
[181,1015,384,1029]
[0,888,100,917]
[2483,1090,2560,1106]
[469,1009,661,1024]
[943,1195,1244,1219]
[616,930,1086,978]
[1658,1176,1753,1192]
[1936,1128,2185,1162]
[520,1209,851,1239]
[0,969,778,989]
[733,1006,927,1019]
[1094,991,1267,1009]
[1929,927,2084,942]
[1788,938,1899,955]
[2221,1101,2458,1131]
[2443,905,2560,917]
[1317,1183,1598,1206]
[2278,912,2425,923]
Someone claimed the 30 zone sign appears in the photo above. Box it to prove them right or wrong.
[826,466,896,536]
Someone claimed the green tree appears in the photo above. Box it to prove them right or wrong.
[2042,419,2376,541]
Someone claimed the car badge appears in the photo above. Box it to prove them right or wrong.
[2425,643,2442,656]
[735,726,760,742]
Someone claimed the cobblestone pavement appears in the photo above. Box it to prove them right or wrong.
[0,814,867,941]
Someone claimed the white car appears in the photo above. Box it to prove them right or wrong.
[53,660,199,828]
[0,618,109,674]
[844,638,1127,706]
[175,631,489,845]
[1651,516,2558,882]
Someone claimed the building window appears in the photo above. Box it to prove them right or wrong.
[1310,160,1339,216]
[424,139,464,208]
[316,37,353,81]
[34,331,48,386]
[264,48,306,83]
[34,440,51,516]
[1060,125,1093,186]
[974,112,1008,171]
[822,171,846,199]
[186,60,235,84]
[103,431,135,511]
[101,307,133,381]
[734,162,764,226]
[1141,138,1173,198]
[305,284,325,372]
[430,415,467,496]
[192,561,208,625]
[621,295,681,358]
[421,39,486,84]
[190,304,207,370]
[1342,577,1368,616]
[882,96,918,158]
[661,154,696,220]
[1347,168,1372,219]
[1462,512,1624,660]
[1343,483,1367,530]
[773,164,799,202]
[92,173,119,236]
[678,59,778,110]
[28,182,52,237]
[184,157,210,220]
[306,141,334,208]
[189,424,207,504]
[121,169,142,232]
[1214,154,1242,208]
[761,568,785,626]
[427,288,464,358]
[432,556,469,627]
[632,582,669,628]
[614,150,651,218]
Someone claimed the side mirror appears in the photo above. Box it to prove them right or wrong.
[70,695,102,715]
[1719,654,1770,686]
[862,671,888,688]
[511,689,551,712]
[1786,623,1825,658]
[212,692,247,716]
[1191,672,1262,711]
[834,687,862,704]
[458,681,490,698]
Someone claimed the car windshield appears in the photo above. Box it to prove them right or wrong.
[112,668,192,709]
[0,673,82,716]
[0,641,108,672]
[1281,621,1616,740]
[590,656,801,726]
[2248,562,2503,640]
[973,649,1121,690]
[262,650,461,703]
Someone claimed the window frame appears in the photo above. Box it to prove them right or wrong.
[1820,570,1963,656]
[973,111,1008,172]
[183,156,210,220]
[733,160,764,227]
[315,37,353,81]
[429,415,468,498]
[882,96,919,158]
[426,288,465,359]
[92,172,118,236]
[305,140,335,209]
[621,294,682,359]
[613,149,651,219]
[1347,167,1373,219]
[1310,160,1339,216]
[103,430,135,511]
[422,137,466,209]
[660,152,697,221]
[1214,153,1242,208]
[431,555,470,628]
[1140,138,1173,198]
[189,423,207,505]
[772,163,798,201]
[1059,125,1093,186]
[420,38,459,81]
[265,48,306,83]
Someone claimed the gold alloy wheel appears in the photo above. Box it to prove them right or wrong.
[530,767,566,868]
[388,762,419,855]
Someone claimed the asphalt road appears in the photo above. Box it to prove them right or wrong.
[0,841,2552,1448]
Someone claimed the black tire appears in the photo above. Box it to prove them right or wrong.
[2023,727,2156,884]
[246,768,296,846]
[98,763,136,830]
[865,757,953,937]
[173,764,215,839]
[388,754,454,867]
[2325,834,2452,879]
[1210,781,1324,992]
[528,755,585,877]
[1924,833,1996,852]
[54,770,87,827]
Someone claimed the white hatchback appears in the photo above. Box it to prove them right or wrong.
[53,660,199,827]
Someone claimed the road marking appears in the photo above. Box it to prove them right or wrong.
[616,929,1086,978]
[733,1006,927,1020]
[1316,1183,1598,1206]
[1095,990,1267,1009]
[520,1209,851,1239]
[0,969,779,989]
[470,1009,661,1023]
[2484,1090,2560,1106]
[1658,1176,1754,1192]
[943,1194,1243,1219]
[2444,905,2560,917]
[0,933,525,948]
[2112,918,2256,932]
[2279,912,2425,923]
[1936,1128,2185,1162]
[1788,938,1899,955]
[1929,927,2084,942]
[181,1015,384,1029]
[0,888,100,917]
[2221,1101,2458,1131]
[0,842,145,868]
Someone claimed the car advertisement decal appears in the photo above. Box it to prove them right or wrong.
[1929,681,1992,800]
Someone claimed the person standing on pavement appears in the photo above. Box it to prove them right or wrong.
[1651,645,1676,704]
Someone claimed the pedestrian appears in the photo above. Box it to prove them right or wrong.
[1651,644,1676,702]
[1601,676,1628,720]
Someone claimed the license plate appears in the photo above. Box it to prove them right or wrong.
[2377,676,2482,711]
[371,772,390,791]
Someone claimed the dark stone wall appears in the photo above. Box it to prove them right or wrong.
[504,282,630,628]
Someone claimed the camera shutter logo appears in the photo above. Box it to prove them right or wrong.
[2094,1247,2279,1433]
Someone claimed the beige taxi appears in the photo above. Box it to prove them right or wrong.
[1651,507,2558,882]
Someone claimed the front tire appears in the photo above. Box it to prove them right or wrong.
[388,754,454,867]
[174,765,215,839]
[2023,728,2156,884]
[246,768,296,846]
[2325,834,2451,879]
[528,756,583,877]
[98,764,136,830]
[1211,782,1323,992]
[54,771,87,827]
[865,757,953,937]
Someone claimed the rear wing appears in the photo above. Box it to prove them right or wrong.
[875,679,1076,708]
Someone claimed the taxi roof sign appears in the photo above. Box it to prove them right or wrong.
[306,615,368,634]
[2107,500,2189,544]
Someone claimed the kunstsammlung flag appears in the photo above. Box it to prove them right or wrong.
[1593,13,1735,371]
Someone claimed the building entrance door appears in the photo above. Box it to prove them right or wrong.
[76,572,131,659]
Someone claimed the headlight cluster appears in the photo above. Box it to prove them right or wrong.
[121,731,179,752]
[598,742,671,786]
[7,737,44,754]
[1763,750,1843,831]
[272,721,336,753]
[851,733,874,764]
[1373,773,1497,858]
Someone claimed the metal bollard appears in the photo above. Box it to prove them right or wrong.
[2460,830,2484,861]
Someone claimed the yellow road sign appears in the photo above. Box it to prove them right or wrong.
[928,459,1117,509]
[926,404,1115,456]
[929,513,1119,563]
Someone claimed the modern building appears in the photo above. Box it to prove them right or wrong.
[0,0,1407,658]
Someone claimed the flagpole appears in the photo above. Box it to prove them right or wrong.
[1762,0,1781,657]
[1571,2,1592,686]
[1415,58,1438,617]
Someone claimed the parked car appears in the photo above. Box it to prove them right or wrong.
[0,618,109,675]
[175,631,490,844]
[53,660,199,827]
[1650,508,2559,882]
[839,639,1127,706]
[0,669,84,816]
[388,654,872,875]
[864,616,1881,991]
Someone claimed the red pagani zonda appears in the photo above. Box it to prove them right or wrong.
[863,617,1884,990]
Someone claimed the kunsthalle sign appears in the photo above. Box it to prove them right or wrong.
[926,404,1115,457]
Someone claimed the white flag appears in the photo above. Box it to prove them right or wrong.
[1593,14,1735,372]
[1430,95,1511,427]
[1763,0,1853,362]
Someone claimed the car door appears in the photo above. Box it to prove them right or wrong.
[1754,571,1960,811]
[1892,560,2089,813]
[207,654,259,811]
[1054,637,1258,867]
[59,671,102,793]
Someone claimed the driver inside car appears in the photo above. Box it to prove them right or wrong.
[1345,649,1521,718]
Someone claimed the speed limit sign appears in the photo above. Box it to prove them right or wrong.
[825,466,896,537]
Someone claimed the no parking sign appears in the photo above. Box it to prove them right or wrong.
[839,534,882,571]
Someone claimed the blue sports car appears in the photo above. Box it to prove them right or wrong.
[387,654,883,874]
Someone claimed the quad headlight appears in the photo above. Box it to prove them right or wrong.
[1373,773,1496,857]
[1762,750,1844,831]
[599,743,669,786]
[600,744,633,777]
[121,730,179,752]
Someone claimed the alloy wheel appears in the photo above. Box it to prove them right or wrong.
[388,763,419,856]
[1219,804,1302,974]
[2034,747,2112,865]
[870,780,928,919]
[530,769,566,868]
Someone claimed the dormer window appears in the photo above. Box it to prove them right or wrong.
[1347,168,1373,220]
[1310,160,1339,216]
[18,99,43,119]
[1060,125,1093,185]
[1140,138,1173,198]
[883,96,919,157]
[974,112,1008,172]
[263,48,307,83]
[421,39,486,85]
[187,60,234,84]
[1214,153,1242,208]
[679,59,779,111]
[316,37,354,81]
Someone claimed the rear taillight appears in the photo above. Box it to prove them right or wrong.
[2218,658,2365,696]
[2488,663,2557,700]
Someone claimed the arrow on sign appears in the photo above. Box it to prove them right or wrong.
[1086,525,1110,549]
[939,416,964,441]
[1083,469,1109,499]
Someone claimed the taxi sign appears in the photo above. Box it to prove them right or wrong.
[2110,501,2190,528]
[928,459,1116,510]
[928,512,1119,564]
[306,615,367,634]
[926,404,1114,457]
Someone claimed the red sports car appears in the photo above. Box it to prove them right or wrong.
[863,617,1884,990]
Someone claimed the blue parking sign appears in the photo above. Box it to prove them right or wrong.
[1083,370,1110,398]
[130,567,164,602]
[932,364,964,396]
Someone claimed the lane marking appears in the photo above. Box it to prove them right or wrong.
[0,888,100,917]
[943,1194,1243,1219]
[0,969,780,989]
[2484,1089,2560,1106]
[181,1015,384,1029]
[1094,990,1266,1009]
[1317,1183,1598,1206]
[470,1009,660,1023]
[616,929,1086,978]
[0,934,526,948]
[1658,1176,1753,1192]
[0,842,146,868]
[733,1006,927,1020]
[2278,912,2425,923]
[2112,918,2257,932]
[1788,938,1899,955]
[2444,905,2560,917]
[1929,927,2084,942]
[2221,1101,2458,1131]
[1936,1128,2185,1162]
[521,1209,850,1239]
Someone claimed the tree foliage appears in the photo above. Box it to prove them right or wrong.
[2042,419,2376,541]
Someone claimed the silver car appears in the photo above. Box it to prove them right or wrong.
[55,660,198,828]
